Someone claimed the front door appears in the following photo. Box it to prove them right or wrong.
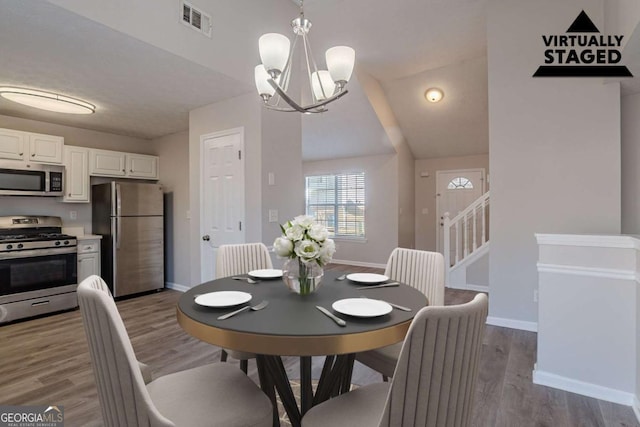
[436,169,484,255]
[200,128,245,282]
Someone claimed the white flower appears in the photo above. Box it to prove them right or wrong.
[285,224,305,241]
[273,237,293,257]
[308,223,328,242]
[318,238,336,265]
[293,215,314,229]
[295,240,320,260]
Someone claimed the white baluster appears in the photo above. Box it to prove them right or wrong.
[463,213,469,258]
[482,199,487,245]
[443,212,451,286]
[472,205,477,251]
[455,220,460,263]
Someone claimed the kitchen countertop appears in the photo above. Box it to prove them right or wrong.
[76,234,102,240]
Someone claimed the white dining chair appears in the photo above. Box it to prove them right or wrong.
[77,275,273,427]
[356,248,445,379]
[302,293,488,427]
[215,242,273,372]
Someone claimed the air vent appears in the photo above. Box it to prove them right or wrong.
[180,1,212,37]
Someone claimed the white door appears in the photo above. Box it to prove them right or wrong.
[200,128,245,282]
[436,169,484,255]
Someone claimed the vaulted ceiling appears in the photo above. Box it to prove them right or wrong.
[0,0,493,159]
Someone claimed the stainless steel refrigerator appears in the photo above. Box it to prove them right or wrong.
[92,182,164,297]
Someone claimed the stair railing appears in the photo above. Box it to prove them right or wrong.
[443,191,490,284]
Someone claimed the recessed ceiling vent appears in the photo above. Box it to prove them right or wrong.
[181,1,212,38]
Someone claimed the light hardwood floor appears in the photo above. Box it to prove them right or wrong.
[0,264,637,427]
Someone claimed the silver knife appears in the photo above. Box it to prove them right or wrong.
[315,306,346,327]
[357,282,400,290]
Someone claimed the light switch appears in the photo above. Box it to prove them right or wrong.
[422,208,429,215]
[268,172,275,186]
[269,209,278,223]
[186,210,191,219]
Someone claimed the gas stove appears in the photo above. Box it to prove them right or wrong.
[0,216,79,323]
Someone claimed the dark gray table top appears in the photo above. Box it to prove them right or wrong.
[177,270,428,356]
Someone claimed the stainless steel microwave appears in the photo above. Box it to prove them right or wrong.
[0,162,64,196]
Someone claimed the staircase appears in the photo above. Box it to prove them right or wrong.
[443,191,490,290]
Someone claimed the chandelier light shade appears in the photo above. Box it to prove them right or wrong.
[0,87,95,114]
[326,46,356,85]
[255,1,355,113]
[259,33,290,76]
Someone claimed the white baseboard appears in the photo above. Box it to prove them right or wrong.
[533,368,635,406]
[447,283,489,293]
[486,316,537,332]
[634,395,640,425]
[330,259,387,269]
[165,282,190,292]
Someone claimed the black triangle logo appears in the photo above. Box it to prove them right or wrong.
[567,10,600,33]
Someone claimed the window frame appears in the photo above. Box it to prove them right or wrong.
[305,172,366,240]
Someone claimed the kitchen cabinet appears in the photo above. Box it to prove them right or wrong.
[0,128,64,164]
[63,145,89,203]
[89,149,159,180]
[127,153,158,179]
[90,149,126,177]
[77,237,101,283]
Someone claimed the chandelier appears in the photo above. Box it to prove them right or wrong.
[254,1,355,113]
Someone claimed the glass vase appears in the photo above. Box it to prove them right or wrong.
[282,258,324,295]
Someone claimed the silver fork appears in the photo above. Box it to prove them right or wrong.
[232,276,260,284]
[217,300,269,320]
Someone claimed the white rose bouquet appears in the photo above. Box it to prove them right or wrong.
[274,215,336,295]
[273,215,336,266]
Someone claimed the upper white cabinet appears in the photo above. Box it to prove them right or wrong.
[29,133,64,164]
[89,149,159,180]
[64,145,89,203]
[0,128,63,164]
[0,128,26,161]
[127,153,158,179]
[90,149,126,177]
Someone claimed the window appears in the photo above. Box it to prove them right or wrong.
[447,176,474,189]
[305,173,365,238]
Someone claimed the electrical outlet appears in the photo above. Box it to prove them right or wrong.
[69,211,77,220]
[269,209,278,223]
[533,290,538,303]
[422,208,429,215]
[268,172,275,186]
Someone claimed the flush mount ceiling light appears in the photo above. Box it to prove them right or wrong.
[0,87,95,115]
[254,0,355,113]
[424,88,444,103]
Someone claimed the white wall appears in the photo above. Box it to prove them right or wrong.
[261,109,303,247]
[414,154,489,251]
[303,154,398,265]
[0,114,155,232]
[488,0,621,325]
[153,130,190,288]
[397,140,415,249]
[622,92,640,234]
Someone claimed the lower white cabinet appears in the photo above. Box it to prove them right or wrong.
[77,238,101,284]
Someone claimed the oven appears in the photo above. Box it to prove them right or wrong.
[0,216,79,324]
[0,247,77,296]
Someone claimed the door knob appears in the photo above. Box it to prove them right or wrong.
[202,235,210,241]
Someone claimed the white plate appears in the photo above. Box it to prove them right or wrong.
[332,298,393,318]
[195,291,252,308]
[346,273,389,284]
[248,269,283,279]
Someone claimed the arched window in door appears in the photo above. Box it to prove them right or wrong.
[447,176,474,190]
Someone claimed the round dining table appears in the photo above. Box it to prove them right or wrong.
[176,270,428,427]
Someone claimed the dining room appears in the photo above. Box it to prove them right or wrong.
[2,0,640,425]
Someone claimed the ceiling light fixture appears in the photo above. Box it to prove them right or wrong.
[254,0,355,113]
[0,87,95,115]
[425,88,444,103]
